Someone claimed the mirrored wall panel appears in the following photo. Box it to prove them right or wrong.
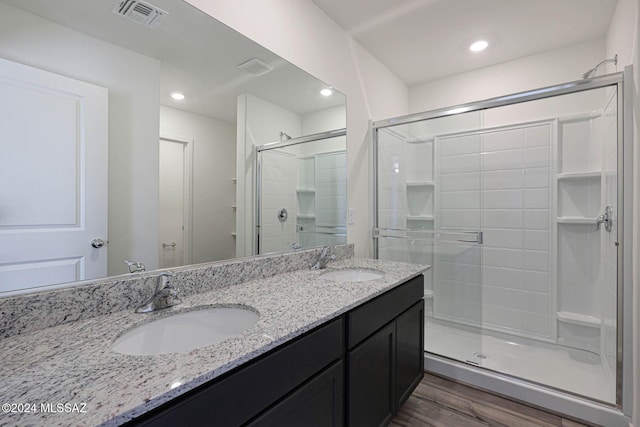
[0,0,345,294]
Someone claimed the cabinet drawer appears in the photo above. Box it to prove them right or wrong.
[133,318,344,427]
[347,275,423,348]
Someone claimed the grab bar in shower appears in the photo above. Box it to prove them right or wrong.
[297,225,347,237]
[373,227,483,244]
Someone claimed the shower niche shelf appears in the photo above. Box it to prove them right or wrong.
[406,215,434,221]
[557,171,601,180]
[406,181,434,218]
[406,181,434,187]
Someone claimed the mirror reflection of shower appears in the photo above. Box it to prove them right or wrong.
[256,129,347,254]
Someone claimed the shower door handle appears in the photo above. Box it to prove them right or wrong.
[596,206,613,232]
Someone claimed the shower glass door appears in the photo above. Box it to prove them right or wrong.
[373,77,623,406]
[375,115,486,368]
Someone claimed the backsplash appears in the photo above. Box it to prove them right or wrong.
[0,244,354,339]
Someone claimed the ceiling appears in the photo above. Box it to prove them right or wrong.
[311,0,619,86]
[2,0,345,122]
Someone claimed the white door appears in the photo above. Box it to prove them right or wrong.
[159,139,186,268]
[0,58,108,293]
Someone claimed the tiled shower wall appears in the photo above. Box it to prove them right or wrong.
[436,123,553,339]
[315,151,347,246]
[260,150,297,253]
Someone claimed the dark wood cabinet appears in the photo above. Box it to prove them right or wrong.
[395,300,424,408]
[127,274,424,427]
[347,322,396,427]
[248,360,344,427]
[347,275,424,427]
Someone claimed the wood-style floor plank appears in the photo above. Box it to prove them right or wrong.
[392,373,594,427]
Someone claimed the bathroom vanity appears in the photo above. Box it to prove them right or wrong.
[131,275,424,426]
[0,247,427,426]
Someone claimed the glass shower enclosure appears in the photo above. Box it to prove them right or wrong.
[255,129,347,254]
[373,72,630,416]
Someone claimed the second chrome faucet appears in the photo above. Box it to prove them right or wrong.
[135,271,182,313]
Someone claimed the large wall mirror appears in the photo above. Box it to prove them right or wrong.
[0,0,346,295]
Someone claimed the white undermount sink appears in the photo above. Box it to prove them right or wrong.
[111,306,259,356]
[319,268,385,282]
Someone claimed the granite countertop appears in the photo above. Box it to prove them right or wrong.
[0,258,427,427]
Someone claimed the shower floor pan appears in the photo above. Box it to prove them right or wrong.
[424,317,615,404]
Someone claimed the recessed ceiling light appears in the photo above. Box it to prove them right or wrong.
[171,92,185,101]
[469,40,488,52]
[320,88,333,97]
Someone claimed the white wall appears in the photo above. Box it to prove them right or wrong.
[186,0,409,257]
[409,39,606,113]
[0,3,161,276]
[160,106,236,263]
[302,105,346,135]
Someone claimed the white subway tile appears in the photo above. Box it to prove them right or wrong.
[482,210,523,229]
[439,209,481,228]
[524,125,551,148]
[524,167,550,188]
[482,170,523,189]
[522,250,550,272]
[440,172,480,191]
[483,248,522,269]
[439,135,480,156]
[440,190,480,209]
[440,153,480,174]
[482,229,523,249]
[482,128,523,152]
[523,210,549,229]
[482,150,523,171]
[524,188,550,209]
[524,147,549,168]
[484,189,523,209]
[524,230,549,250]
[483,266,523,287]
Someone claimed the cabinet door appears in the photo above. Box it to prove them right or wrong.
[348,322,395,427]
[396,300,424,408]
[248,361,343,427]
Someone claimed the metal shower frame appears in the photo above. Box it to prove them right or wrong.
[371,69,633,418]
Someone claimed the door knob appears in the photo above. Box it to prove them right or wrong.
[91,238,106,248]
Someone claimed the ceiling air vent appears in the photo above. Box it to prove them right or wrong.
[237,58,274,76]
[112,0,168,28]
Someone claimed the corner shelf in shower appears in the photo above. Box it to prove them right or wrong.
[557,171,601,180]
[296,213,316,219]
[424,289,434,299]
[296,188,316,193]
[406,215,434,221]
[557,311,600,328]
[406,181,434,187]
[231,232,237,237]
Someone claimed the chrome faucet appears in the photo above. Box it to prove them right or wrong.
[135,271,182,313]
[311,246,336,270]
[289,241,302,251]
[125,260,146,273]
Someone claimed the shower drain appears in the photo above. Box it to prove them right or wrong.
[473,352,488,359]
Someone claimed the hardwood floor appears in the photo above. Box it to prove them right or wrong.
[391,373,596,427]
